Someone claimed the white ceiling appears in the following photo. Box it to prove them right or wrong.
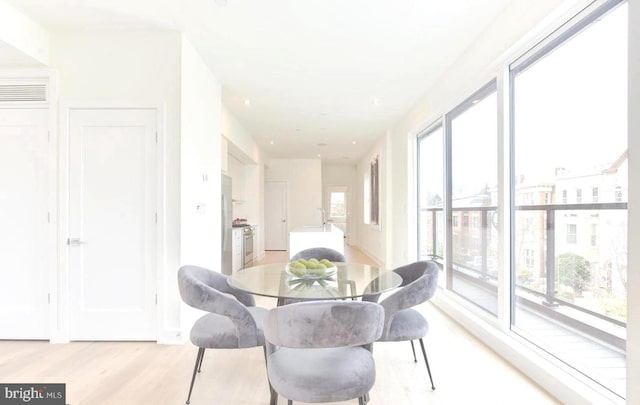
[4,0,512,163]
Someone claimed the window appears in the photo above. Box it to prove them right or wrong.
[566,224,577,244]
[329,192,346,217]
[511,2,627,397]
[462,214,469,227]
[417,124,444,265]
[363,173,370,224]
[615,186,623,202]
[370,154,380,225]
[449,81,498,315]
[524,249,535,268]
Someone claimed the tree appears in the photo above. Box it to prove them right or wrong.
[556,253,591,295]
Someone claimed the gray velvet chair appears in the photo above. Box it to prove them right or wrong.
[290,247,346,262]
[177,265,269,404]
[264,300,384,405]
[362,260,439,390]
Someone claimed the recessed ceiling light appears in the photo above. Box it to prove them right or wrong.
[317,154,321,158]
[372,98,381,106]
[244,99,250,106]
[352,140,357,145]
[269,140,274,145]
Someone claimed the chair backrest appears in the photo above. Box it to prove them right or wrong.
[177,265,260,347]
[378,260,439,338]
[264,301,383,349]
[290,247,346,262]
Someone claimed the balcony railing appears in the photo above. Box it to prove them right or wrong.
[418,202,628,350]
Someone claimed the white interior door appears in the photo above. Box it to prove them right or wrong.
[0,108,49,339]
[265,181,287,250]
[69,108,157,341]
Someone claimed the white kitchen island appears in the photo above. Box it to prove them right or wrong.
[289,224,344,259]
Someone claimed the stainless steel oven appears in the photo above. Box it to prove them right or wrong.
[242,226,254,268]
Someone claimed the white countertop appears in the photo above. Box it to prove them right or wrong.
[290,224,342,233]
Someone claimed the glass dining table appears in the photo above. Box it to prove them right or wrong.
[227,262,402,303]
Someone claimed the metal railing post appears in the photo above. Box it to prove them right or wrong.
[544,209,558,307]
[481,210,488,278]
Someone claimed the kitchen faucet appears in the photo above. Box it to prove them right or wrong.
[317,207,327,226]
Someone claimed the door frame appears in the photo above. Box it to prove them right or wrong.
[55,101,165,343]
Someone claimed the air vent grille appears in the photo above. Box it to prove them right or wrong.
[0,83,47,103]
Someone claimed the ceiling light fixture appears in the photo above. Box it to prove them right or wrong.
[244,99,250,106]
[372,98,381,106]
[352,140,356,145]
[269,140,274,145]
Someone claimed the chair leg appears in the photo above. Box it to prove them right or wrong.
[418,338,435,390]
[186,347,205,404]
[263,345,277,404]
[410,340,417,362]
[287,400,293,405]
[359,396,365,405]
[197,348,205,372]
[269,391,278,405]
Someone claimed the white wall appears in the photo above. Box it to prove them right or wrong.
[627,1,639,402]
[179,37,221,268]
[0,0,48,65]
[179,36,222,339]
[49,30,183,342]
[354,137,387,266]
[265,159,322,231]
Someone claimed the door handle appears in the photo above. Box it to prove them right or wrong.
[67,238,86,246]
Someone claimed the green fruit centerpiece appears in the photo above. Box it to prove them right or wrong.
[286,258,336,279]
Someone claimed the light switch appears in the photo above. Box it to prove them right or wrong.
[196,203,206,214]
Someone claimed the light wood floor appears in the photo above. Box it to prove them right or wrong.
[0,246,560,405]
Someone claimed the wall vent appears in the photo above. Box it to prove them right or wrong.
[0,83,47,103]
